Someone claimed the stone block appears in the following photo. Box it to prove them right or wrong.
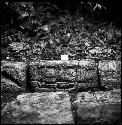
[1,61,26,88]
[74,89,121,124]
[1,92,74,124]
[98,60,121,89]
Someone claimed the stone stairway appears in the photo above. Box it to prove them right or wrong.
[1,60,121,92]
[1,60,121,124]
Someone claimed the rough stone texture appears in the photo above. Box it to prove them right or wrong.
[1,75,25,110]
[77,69,98,89]
[1,92,24,110]
[57,82,74,89]
[1,61,26,88]
[98,60,121,89]
[77,82,97,89]
[29,60,97,90]
[1,92,74,124]
[57,68,76,81]
[74,89,121,124]
[1,60,121,91]
[29,60,95,67]
[29,60,96,81]
[1,75,24,93]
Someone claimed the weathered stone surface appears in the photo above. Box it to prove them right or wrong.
[57,82,74,89]
[98,60,121,71]
[98,60,121,89]
[57,68,76,81]
[1,75,25,110]
[1,92,74,124]
[74,89,121,124]
[30,66,58,81]
[1,75,24,93]
[1,92,24,110]
[30,60,95,67]
[29,60,97,89]
[77,82,97,89]
[77,69,98,86]
[1,61,26,88]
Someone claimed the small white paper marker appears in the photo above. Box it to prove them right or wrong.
[61,55,68,60]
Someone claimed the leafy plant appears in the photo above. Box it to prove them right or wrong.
[1,2,121,61]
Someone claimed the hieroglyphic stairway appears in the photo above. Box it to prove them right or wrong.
[1,60,121,92]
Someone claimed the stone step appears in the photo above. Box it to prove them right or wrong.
[40,84,57,88]
[1,60,121,92]
[35,88,57,92]
[41,78,56,82]
[75,89,121,124]
[57,82,74,89]
[1,92,74,124]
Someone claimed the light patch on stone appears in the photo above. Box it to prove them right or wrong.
[17,94,27,102]
[21,105,32,112]
[61,55,68,60]
[67,33,70,37]
[108,61,116,71]
[85,42,90,46]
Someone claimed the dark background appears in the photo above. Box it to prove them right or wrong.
[0,1,121,27]
[54,0,121,25]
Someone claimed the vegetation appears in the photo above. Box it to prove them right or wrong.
[1,2,121,61]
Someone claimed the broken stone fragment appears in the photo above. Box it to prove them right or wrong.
[1,61,26,88]
[1,92,74,124]
[74,89,121,124]
[1,76,24,93]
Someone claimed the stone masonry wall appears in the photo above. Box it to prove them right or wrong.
[1,60,121,92]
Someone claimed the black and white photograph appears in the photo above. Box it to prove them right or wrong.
[1,1,121,124]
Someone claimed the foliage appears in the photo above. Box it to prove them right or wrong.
[1,2,121,61]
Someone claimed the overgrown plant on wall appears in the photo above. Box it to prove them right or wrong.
[1,2,121,61]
